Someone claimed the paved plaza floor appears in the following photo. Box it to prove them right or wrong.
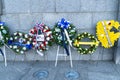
[0,61,120,80]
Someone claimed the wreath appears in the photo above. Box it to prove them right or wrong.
[73,32,99,54]
[52,18,77,56]
[29,23,52,56]
[96,20,120,48]
[0,22,10,47]
[8,32,33,54]
[52,19,76,46]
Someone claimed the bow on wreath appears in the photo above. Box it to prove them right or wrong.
[58,18,72,56]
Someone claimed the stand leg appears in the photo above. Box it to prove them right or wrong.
[3,46,7,67]
[55,46,60,67]
[69,45,73,68]
[64,49,67,61]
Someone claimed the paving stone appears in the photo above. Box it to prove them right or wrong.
[24,50,36,61]
[19,14,32,31]
[30,13,43,26]
[0,61,120,80]
[0,62,32,80]
[56,0,80,12]
[43,13,92,29]
[81,0,118,12]
[1,14,20,33]
[90,47,104,60]
[0,0,2,15]
[102,48,113,60]
[4,0,30,13]
[42,13,68,28]
[21,63,57,80]
[118,13,120,22]
[114,47,120,64]
[93,12,117,27]
[5,48,16,61]
[88,71,120,80]
[46,45,57,61]
[30,0,55,12]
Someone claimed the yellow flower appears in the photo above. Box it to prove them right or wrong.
[73,40,80,47]
[96,20,120,48]
[114,21,120,30]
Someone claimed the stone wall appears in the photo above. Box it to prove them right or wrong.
[0,0,119,61]
[114,0,120,64]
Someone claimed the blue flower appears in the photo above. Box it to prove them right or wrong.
[0,22,4,26]
[57,18,70,29]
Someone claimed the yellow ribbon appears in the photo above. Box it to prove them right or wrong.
[74,40,99,47]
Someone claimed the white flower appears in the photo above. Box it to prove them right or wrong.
[14,32,17,35]
[10,37,13,40]
[25,34,28,38]
[2,30,7,34]
[46,42,48,44]
[23,39,26,41]
[23,47,26,50]
[29,38,32,41]
[19,33,22,36]
[20,51,24,54]
[46,47,48,50]
[45,26,48,29]
[46,31,52,36]
[41,44,44,47]
[46,37,50,41]
[55,28,60,32]
[16,49,19,52]
[6,37,8,40]
[14,37,18,40]
[27,41,30,45]
[13,46,17,49]
[33,42,36,45]
[9,45,12,48]
[1,26,3,29]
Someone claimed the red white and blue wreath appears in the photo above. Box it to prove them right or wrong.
[8,32,33,54]
[52,18,77,56]
[29,23,52,56]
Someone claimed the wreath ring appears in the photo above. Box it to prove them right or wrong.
[8,32,32,54]
[52,23,76,46]
[73,32,99,54]
[29,23,52,52]
[0,22,10,47]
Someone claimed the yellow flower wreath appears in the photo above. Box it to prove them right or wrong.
[96,20,120,48]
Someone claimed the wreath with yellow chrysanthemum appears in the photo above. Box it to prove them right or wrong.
[73,32,99,54]
[96,20,120,48]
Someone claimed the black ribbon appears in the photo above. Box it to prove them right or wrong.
[0,48,4,57]
[61,28,69,56]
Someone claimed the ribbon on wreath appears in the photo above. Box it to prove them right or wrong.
[8,40,32,49]
[0,48,4,57]
[58,18,72,56]
[34,23,45,56]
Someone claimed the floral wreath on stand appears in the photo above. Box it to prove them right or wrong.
[52,18,77,56]
[8,32,33,54]
[29,23,52,56]
[96,20,120,48]
[73,32,99,54]
[0,22,10,47]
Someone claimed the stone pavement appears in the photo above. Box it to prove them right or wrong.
[0,61,120,80]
